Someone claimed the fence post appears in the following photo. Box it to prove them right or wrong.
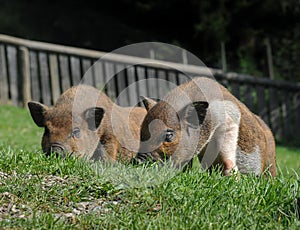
[19,46,31,107]
[182,49,188,65]
[265,38,274,80]
[221,41,227,72]
[149,49,155,59]
[0,44,9,104]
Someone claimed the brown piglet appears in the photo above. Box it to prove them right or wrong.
[28,85,146,162]
[134,77,276,176]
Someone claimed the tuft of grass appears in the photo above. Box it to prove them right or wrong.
[0,105,300,229]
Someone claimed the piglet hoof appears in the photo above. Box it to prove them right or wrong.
[223,159,240,181]
[223,159,234,175]
[224,167,240,182]
[223,165,237,175]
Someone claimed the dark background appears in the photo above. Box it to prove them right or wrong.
[0,0,299,81]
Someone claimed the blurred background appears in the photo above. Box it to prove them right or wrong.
[0,0,299,81]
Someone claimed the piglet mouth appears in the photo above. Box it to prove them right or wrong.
[45,143,67,158]
[131,151,163,165]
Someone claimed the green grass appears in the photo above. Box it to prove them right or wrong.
[0,105,41,150]
[0,105,299,229]
[276,146,300,173]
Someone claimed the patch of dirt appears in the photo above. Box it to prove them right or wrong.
[0,171,121,223]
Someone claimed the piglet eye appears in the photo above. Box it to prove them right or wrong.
[165,129,175,142]
[72,127,81,138]
[100,139,106,145]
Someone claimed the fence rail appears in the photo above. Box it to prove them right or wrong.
[0,34,299,141]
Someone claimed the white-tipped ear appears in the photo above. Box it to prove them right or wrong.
[140,96,157,111]
[28,101,49,127]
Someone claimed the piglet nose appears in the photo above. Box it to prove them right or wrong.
[50,143,66,158]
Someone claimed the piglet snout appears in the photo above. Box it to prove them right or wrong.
[49,143,66,158]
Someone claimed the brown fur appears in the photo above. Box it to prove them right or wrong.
[28,85,147,162]
[254,115,276,176]
[136,77,276,176]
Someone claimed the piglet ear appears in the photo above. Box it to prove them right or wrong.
[84,107,105,131]
[140,96,157,111]
[28,101,49,127]
[180,101,209,129]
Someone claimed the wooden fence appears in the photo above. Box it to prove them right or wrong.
[0,34,299,141]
